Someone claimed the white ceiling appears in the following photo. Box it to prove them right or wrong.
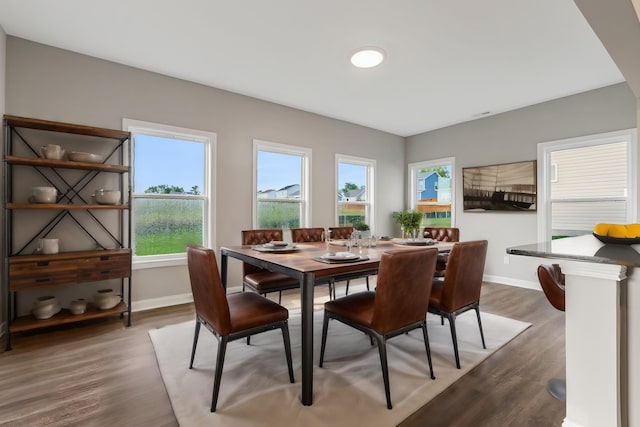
[0,0,625,137]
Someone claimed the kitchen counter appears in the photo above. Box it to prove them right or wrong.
[508,234,639,427]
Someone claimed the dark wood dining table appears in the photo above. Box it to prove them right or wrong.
[219,239,455,406]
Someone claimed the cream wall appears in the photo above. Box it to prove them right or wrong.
[4,37,405,313]
[406,82,637,289]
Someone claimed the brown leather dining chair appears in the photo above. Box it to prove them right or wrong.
[291,227,324,242]
[328,225,371,295]
[319,247,438,409]
[186,245,295,412]
[424,227,460,277]
[242,229,300,304]
[537,263,566,401]
[428,240,488,369]
[290,227,335,299]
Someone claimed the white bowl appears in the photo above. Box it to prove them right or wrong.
[31,186,57,203]
[69,299,87,315]
[94,289,120,310]
[69,151,102,163]
[94,189,121,205]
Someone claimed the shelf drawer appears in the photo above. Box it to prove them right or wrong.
[9,258,80,290]
[9,252,131,291]
[79,254,130,281]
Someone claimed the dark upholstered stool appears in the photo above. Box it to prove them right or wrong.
[537,263,566,402]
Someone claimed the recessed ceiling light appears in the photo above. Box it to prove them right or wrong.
[350,47,385,68]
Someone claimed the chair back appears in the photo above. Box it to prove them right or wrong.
[537,264,566,312]
[187,245,232,336]
[372,248,438,334]
[242,229,284,276]
[424,227,460,242]
[439,240,488,312]
[291,227,324,242]
[329,226,354,240]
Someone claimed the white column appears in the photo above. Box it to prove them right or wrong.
[561,261,626,427]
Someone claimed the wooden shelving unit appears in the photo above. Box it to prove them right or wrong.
[2,115,133,350]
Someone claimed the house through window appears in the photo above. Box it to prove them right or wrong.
[538,129,637,240]
[336,154,375,230]
[254,139,311,228]
[408,158,455,227]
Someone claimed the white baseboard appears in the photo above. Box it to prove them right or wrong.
[131,293,193,312]
[130,286,243,312]
[483,274,540,291]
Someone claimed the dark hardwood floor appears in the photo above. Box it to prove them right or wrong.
[0,281,565,426]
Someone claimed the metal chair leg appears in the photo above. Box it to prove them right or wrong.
[210,336,228,412]
[281,322,295,383]
[474,304,486,349]
[189,320,201,369]
[319,313,330,367]
[374,334,392,410]
[421,321,436,380]
[445,312,461,369]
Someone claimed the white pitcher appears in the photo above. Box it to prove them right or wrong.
[39,144,66,160]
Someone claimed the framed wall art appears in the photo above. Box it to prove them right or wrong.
[463,160,536,211]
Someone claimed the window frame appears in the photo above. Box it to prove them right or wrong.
[335,154,376,231]
[123,118,216,269]
[408,157,456,227]
[253,139,312,229]
[537,128,637,241]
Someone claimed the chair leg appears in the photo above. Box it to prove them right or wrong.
[281,322,295,383]
[365,276,370,291]
[189,320,201,369]
[373,334,392,410]
[445,312,461,369]
[421,321,436,380]
[211,336,228,412]
[474,304,487,349]
[278,291,282,305]
[319,313,330,367]
[345,280,350,295]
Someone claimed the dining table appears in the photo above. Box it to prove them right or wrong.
[219,238,455,406]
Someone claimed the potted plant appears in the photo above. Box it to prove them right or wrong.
[351,221,370,238]
[392,210,423,238]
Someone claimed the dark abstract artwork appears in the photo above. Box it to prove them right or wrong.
[463,160,536,211]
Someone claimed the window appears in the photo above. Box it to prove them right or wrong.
[254,139,311,228]
[123,119,215,267]
[336,154,375,230]
[408,158,455,227]
[538,129,637,240]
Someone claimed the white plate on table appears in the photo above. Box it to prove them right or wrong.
[264,241,288,248]
[394,238,436,246]
[321,252,360,261]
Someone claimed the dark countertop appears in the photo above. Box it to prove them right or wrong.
[507,234,640,267]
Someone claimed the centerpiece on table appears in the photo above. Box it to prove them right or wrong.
[392,210,424,239]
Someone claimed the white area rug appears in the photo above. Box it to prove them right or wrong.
[149,310,530,426]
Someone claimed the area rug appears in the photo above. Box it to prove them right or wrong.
[149,310,530,427]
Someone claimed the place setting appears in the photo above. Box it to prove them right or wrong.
[314,251,369,264]
[251,240,300,253]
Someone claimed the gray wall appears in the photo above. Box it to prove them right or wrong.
[0,26,6,327]
[4,37,405,312]
[406,82,637,287]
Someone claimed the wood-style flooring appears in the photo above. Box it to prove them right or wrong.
[0,281,566,426]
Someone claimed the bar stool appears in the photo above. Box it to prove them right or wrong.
[537,263,566,402]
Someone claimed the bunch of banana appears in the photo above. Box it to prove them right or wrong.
[593,223,640,238]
